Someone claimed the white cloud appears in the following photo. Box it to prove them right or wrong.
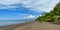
[0,0,60,12]
[15,13,30,16]
[22,0,60,12]
[0,18,8,20]
[0,0,22,9]
[0,18,21,20]
[26,15,36,18]
[14,13,37,19]
[0,0,21,5]
[15,13,36,18]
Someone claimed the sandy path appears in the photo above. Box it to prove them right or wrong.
[14,21,60,30]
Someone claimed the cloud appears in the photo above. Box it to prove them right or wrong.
[22,0,60,12]
[15,13,37,18]
[15,13,31,16]
[0,0,60,12]
[25,15,36,18]
[0,0,23,9]
[0,14,36,20]
[13,13,37,19]
[0,17,22,20]
[0,0,21,4]
[0,18,8,20]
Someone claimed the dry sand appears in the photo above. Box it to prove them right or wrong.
[0,21,60,30]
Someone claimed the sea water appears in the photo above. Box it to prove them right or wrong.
[0,20,31,26]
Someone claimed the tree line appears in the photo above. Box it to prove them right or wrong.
[36,2,60,22]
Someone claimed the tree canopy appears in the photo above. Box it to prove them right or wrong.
[36,2,60,22]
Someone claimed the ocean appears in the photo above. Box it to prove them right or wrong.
[0,20,33,26]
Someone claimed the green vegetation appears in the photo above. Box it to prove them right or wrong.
[36,2,60,23]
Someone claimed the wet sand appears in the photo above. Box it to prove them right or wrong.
[0,21,60,30]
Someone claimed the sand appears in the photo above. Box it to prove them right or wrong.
[0,21,60,30]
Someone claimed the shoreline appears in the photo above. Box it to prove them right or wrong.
[0,21,35,28]
[0,21,60,30]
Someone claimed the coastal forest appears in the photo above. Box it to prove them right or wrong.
[36,2,60,22]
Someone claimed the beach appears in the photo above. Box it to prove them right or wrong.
[0,21,60,30]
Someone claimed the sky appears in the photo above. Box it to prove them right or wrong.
[0,0,60,20]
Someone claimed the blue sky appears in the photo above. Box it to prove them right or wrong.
[0,0,60,20]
